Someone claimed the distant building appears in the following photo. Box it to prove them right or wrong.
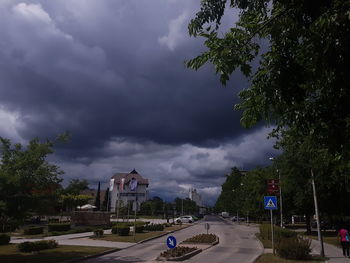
[80,188,106,206]
[110,169,149,212]
[189,188,202,207]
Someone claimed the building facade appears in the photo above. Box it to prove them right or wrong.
[110,169,149,212]
[189,188,202,207]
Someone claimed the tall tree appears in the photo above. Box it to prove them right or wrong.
[187,0,350,159]
[101,187,110,211]
[65,179,89,195]
[94,182,101,211]
[0,137,63,229]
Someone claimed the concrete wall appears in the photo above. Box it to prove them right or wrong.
[71,211,110,226]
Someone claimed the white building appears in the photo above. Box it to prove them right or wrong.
[189,188,202,207]
[110,169,149,212]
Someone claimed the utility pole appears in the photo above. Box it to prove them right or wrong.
[311,169,325,257]
[269,157,283,227]
[278,169,283,227]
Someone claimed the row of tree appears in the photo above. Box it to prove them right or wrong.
[189,0,350,235]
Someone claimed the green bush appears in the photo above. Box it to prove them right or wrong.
[259,224,297,242]
[111,221,148,227]
[23,226,44,235]
[48,223,71,232]
[94,229,104,237]
[144,224,164,231]
[0,234,10,245]
[0,221,19,233]
[276,237,311,260]
[183,234,217,243]
[111,226,130,236]
[18,240,58,253]
[160,246,197,258]
[135,225,144,233]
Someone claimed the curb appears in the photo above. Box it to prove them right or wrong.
[157,248,202,261]
[60,247,121,263]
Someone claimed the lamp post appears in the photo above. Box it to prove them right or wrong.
[232,183,243,223]
[269,157,283,228]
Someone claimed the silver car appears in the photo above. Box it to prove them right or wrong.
[175,215,194,224]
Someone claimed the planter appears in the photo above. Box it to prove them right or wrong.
[157,246,202,261]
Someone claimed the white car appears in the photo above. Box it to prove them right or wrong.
[175,215,194,224]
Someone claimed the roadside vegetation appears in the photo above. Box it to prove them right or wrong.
[0,244,111,263]
[255,224,327,262]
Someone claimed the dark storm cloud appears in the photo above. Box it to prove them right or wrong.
[0,0,278,204]
[0,0,249,155]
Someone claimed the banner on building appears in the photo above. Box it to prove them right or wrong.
[109,179,115,191]
[120,178,125,192]
[129,177,138,191]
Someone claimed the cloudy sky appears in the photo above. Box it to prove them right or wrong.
[0,0,278,205]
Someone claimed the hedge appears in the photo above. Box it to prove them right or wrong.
[259,224,297,242]
[18,240,58,253]
[144,224,164,231]
[94,229,104,237]
[0,234,10,245]
[276,237,311,260]
[48,223,71,232]
[23,226,44,235]
[112,226,130,236]
[135,225,144,233]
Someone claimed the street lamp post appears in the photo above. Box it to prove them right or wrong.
[269,157,283,228]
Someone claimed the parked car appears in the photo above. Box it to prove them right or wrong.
[174,216,194,224]
[231,216,246,222]
[221,212,230,218]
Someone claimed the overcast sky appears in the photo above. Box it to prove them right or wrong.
[0,0,278,205]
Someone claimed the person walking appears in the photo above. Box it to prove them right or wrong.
[338,226,350,258]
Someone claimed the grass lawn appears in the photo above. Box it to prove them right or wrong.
[91,225,188,243]
[0,244,112,263]
[303,231,339,248]
[255,254,325,263]
[92,231,166,242]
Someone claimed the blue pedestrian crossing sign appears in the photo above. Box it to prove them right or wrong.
[166,236,177,249]
[264,196,278,210]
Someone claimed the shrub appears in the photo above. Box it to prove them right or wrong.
[23,226,44,235]
[160,246,197,258]
[276,237,311,260]
[112,225,130,236]
[117,226,130,236]
[48,223,71,232]
[18,240,58,253]
[0,221,19,233]
[94,229,104,237]
[259,224,297,242]
[135,225,144,233]
[183,234,217,243]
[144,224,164,231]
[0,234,10,245]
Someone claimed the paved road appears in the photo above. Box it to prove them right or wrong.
[82,215,263,263]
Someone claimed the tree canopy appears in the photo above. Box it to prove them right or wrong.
[187,0,350,158]
[0,137,63,227]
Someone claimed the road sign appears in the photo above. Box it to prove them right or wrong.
[264,196,278,210]
[166,236,177,249]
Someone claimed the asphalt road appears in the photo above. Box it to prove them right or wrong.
[82,215,263,263]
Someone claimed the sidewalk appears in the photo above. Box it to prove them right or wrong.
[311,239,349,263]
[10,229,133,249]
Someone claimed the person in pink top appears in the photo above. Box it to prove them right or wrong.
[338,226,350,258]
